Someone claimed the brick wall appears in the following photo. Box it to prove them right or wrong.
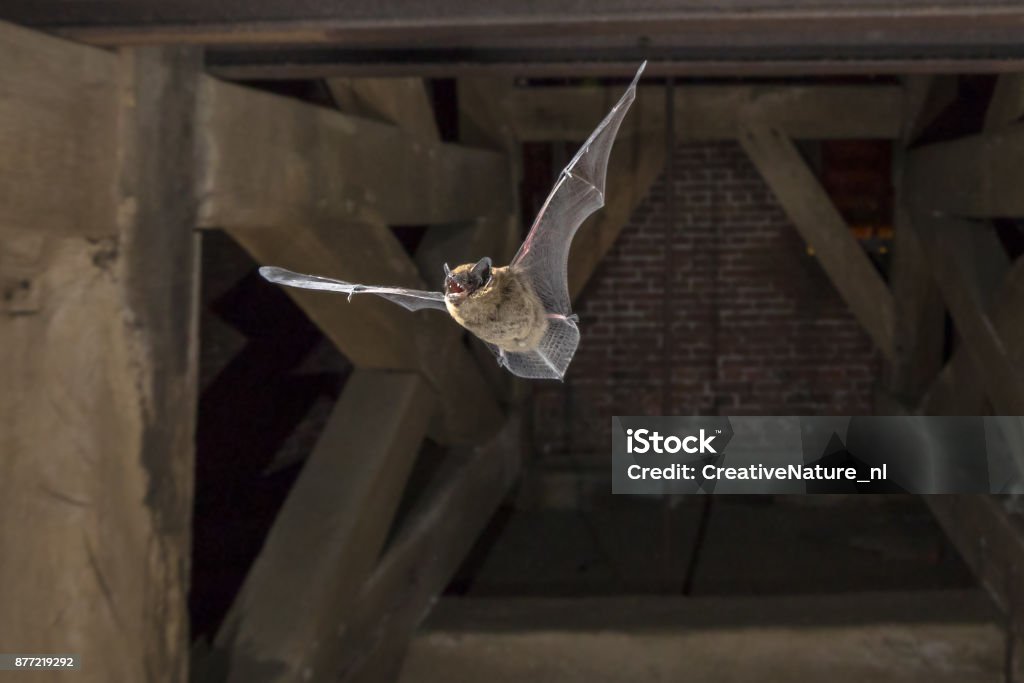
[533,141,881,460]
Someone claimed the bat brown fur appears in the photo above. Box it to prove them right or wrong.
[445,264,548,352]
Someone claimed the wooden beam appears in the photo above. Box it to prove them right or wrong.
[880,78,949,411]
[920,257,1024,414]
[398,593,1002,683]
[211,370,432,683]
[323,415,524,683]
[911,215,1024,414]
[900,75,958,143]
[209,58,1024,81]
[0,45,201,683]
[985,73,1024,130]
[905,121,1024,217]
[738,122,896,359]
[197,76,509,228]
[508,84,903,142]
[327,77,440,142]
[0,20,119,236]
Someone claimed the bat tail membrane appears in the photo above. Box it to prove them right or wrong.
[493,316,581,380]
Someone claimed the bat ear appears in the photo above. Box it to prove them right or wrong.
[471,257,492,280]
[443,263,452,277]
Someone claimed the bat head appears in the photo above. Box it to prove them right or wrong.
[444,257,492,303]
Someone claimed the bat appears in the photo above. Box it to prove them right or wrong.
[260,62,646,380]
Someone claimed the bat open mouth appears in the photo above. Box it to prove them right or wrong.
[446,278,466,295]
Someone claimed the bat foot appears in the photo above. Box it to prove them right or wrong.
[546,313,580,324]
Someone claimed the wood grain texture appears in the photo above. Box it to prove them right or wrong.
[0,45,201,683]
[0,20,118,236]
[197,77,509,228]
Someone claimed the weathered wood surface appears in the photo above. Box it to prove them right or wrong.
[197,77,509,228]
[327,77,440,141]
[398,592,1002,683]
[0,20,118,236]
[509,84,903,141]
[0,45,201,683]
[905,122,1024,217]
[211,370,433,683]
[739,122,896,359]
[327,415,525,683]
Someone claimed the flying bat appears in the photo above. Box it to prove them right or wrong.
[260,62,646,380]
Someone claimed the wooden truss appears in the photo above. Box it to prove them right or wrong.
[4,14,1024,683]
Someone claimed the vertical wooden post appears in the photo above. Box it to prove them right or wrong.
[0,45,201,682]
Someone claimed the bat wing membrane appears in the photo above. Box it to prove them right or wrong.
[259,266,447,312]
[487,316,581,380]
[510,62,645,318]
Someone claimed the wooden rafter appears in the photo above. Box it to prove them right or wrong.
[738,121,897,360]
[326,77,440,142]
[984,73,1024,130]
[328,415,524,683]
[905,121,1024,218]
[197,78,509,228]
[508,84,903,142]
[211,370,433,683]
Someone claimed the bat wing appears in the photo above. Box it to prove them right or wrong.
[259,266,447,312]
[487,316,580,381]
[510,61,645,317]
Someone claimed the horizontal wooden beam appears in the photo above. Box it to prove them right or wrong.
[213,370,433,683]
[906,121,1024,217]
[507,84,903,142]
[399,592,1002,683]
[0,20,119,236]
[197,77,509,228]
[739,122,897,359]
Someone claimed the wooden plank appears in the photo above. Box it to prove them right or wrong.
[210,58,1024,80]
[211,370,433,683]
[0,20,119,236]
[911,214,1024,414]
[398,593,1002,683]
[197,76,509,227]
[905,122,1024,217]
[508,84,903,141]
[0,46,201,683]
[738,122,896,359]
[327,77,440,141]
[985,73,1024,130]
[323,415,525,683]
